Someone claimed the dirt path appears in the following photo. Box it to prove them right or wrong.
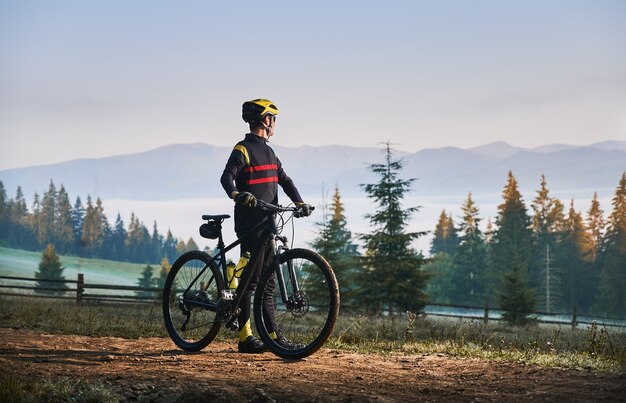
[0,328,624,402]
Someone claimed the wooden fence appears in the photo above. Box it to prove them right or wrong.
[0,274,161,304]
[1,274,625,329]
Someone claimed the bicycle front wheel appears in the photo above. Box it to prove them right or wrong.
[254,248,340,359]
[163,250,224,351]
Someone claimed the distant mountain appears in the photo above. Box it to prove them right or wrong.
[0,141,624,202]
[468,141,524,159]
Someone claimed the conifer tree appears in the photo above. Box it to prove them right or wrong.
[430,210,459,256]
[311,185,361,307]
[71,196,85,254]
[530,175,565,312]
[490,171,535,318]
[584,193,605,265]
[30,193,42,248]
[0,181,7,238]
[557,200,592,313]
[8,187,31,248]
[423,253,456,303]
[163,230,178,262]
[39,181,57,246]
[595,173,626,316]
[358,142,430,314]
[136,265,156,298]
[35,244,68,295]
[185,237,198,251]
[55,185,74,253]
[156,257,172,289]
[81,196,104,255]
[451,192,488,306]
[112,213,127,261]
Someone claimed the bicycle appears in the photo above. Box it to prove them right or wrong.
[162,199,340,359]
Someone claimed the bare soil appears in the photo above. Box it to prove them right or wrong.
[0,328,624,402]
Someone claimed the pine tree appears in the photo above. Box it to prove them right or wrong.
[358,142,430,314]
[30,192,42,248]
[311,185,361,307]
[55,185,74,253]
[112,213,127,261]
[584,193,605,265]
[557,200,592,313]
[38,181,57,246]
[451,192,488,306]
[498,263,536,325]
[595,173,626,316]
[71,196,85,254]
[490,171,536,318]
[530,175,565,312]
[155,257,172,289]
[0,181,7,239]
[81,196,104,256]
[136,265,156,298]
[7,187,31,248]
[430,210,459,256]
[34,244,68,295]
[185,237,198,251]
[163,230,178,262]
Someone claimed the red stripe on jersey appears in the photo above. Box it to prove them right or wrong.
[244,164,278,173]
[246,177,279,185]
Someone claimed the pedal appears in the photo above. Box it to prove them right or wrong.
[226,317,239,331]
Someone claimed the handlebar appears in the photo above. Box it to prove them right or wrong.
[255,199,315,215]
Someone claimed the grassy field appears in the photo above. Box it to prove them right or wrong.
[0,247,156,287]
[1,296,624,374]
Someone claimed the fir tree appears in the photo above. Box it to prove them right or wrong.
[71,196,85,254]
[595,173,626,316]
[490,171,536,318]
[530,175,565,312]
[34,244,68,295]
[451,192,488,306]
[311,185,361,307]
[498,263,536,325]
[39,181,57,246]
[112,213,127,261]
[430,210,459,256]
[55,185,74,253]
[0,181,7,238]
[136,265,156,298]
[584,193,605,265]
[358,142,430,314]
[81,196,104,255]
[156,257,172,289]
[557,200,592,313]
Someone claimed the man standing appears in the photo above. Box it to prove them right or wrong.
[220,99,312,353]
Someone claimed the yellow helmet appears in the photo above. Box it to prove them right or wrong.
[242,99,279,123]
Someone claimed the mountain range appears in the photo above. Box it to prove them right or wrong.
[0,140,624,202]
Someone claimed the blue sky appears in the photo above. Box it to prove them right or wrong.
[1,0,625,170]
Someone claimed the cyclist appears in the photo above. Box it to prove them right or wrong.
[220,98,313,353]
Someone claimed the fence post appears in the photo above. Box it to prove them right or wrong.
[483,300,489,324]
[571,306,578,329]
[76,273,84,304]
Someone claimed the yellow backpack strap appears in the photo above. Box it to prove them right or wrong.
[233,144,250,165]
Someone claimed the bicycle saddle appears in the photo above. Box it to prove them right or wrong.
[202,214,230,221]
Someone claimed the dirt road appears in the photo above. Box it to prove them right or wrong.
[0,328,624,402]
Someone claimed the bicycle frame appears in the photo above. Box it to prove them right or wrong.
[181,211,295,321]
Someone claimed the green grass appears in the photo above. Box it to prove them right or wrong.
[1,296,624,373]
[0,246,156,287]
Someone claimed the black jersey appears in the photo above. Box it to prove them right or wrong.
[220,133,303,232]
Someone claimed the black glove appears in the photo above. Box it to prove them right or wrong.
[294,202,313,218]
[234,192,257,208]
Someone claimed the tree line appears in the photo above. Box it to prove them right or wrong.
[0,180,199,264]
[3,145,624,322]
[425,172,625,320]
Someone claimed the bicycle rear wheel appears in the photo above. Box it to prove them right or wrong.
[163,250,224,351]
[254,248,340,359]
